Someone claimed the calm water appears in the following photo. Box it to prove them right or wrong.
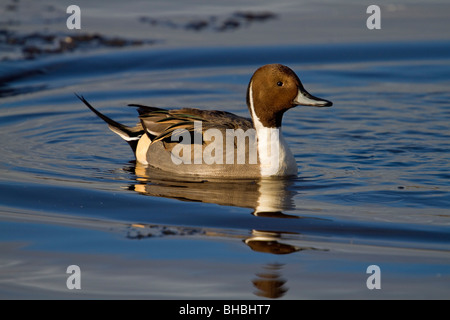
[1,39,450,299]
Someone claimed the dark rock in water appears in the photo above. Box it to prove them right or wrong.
[0,29,157,60]
[185,20,210,31]
[216,18,241,32]
[233,11,277,22]
[138,10,277,33]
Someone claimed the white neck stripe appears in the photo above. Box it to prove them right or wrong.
[248,81,265,132]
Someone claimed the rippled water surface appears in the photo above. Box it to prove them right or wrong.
[1,2,450,299]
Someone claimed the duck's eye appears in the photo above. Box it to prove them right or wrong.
[277,81,283,87]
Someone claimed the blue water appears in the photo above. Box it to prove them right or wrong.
[0,40,449,299]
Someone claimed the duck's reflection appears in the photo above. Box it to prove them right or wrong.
[131,162,296,212]
[245,230,303,255]
[253,263,287,299]
[126,162,327,299]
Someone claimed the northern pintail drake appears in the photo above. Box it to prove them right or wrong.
[78,64,332,178]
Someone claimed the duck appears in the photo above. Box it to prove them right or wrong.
[77,64,332,179]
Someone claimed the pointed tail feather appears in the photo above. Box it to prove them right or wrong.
[76,94,143,152]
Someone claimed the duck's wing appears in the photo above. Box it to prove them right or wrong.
[129,104,254,144]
